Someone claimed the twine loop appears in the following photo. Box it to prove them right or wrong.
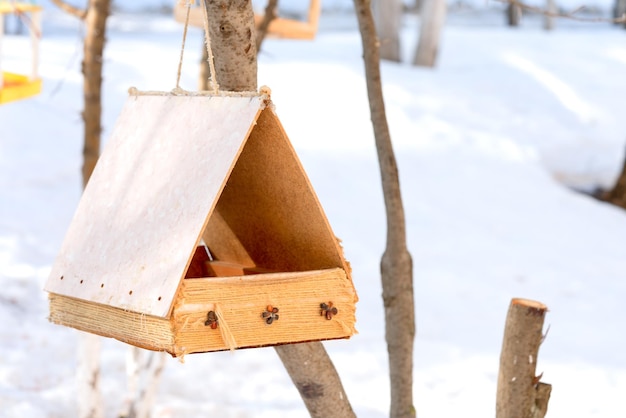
[176,0,219,93]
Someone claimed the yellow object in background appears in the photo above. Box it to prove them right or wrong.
[0,71,42,104]
[0,2,43,105]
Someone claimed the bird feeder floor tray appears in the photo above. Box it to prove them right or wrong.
[49,267,356,357]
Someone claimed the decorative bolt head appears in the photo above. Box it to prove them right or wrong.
[205,311,218,329]
[320,302,338,320]
[262,305,279,325]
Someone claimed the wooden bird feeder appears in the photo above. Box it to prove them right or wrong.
[0,1,42,105]
[174,0,321,40]
[45,89,357,357]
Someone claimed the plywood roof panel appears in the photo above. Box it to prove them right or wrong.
[45,93,265,318]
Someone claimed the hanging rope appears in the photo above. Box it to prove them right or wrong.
[175,0,192,89]
[200,0,219,93]
[175,0,219,93]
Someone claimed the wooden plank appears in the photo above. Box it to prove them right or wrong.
[49,268,357,357]
[172,268,357,355]
[45,94,266,318]
[48,293,174,352]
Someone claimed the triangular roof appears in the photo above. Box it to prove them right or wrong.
[45,91,349,318]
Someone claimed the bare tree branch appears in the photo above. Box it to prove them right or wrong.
[50,0,87,20]
[353,0,415,416]
[256,0,279,53]
[496,0,626,23]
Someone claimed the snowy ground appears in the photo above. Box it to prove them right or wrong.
[1,3,626,418]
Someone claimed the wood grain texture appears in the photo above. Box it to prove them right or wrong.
[48,268,357,356]
[173,268,357,356]
[205,107,352,276]
[49,293,174,352]
[45,94,265,317]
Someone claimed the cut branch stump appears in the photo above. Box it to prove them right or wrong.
[496,298,551,418]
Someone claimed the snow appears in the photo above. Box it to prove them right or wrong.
[2,3,626,418]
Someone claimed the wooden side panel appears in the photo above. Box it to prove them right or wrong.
[45,94,265,318]
[48,293,174,352]
[204,107,353,279]
[172,268,357,356]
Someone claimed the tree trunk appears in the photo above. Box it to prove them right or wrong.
[77,334,104,418]
[119,347,167,418]
[373,0,403,62]
[614,0,626,28]
[199,32,210,90]
[413,0,446,68]
[202,1,355,416]
[496,298,551,418]
[275,342,356,417]
[603,150,626,207]
[354,1,415,417]
[81,0,109,188]
[204,0,257,92]
[75,2,110,417]
[614,0,626,19]
[506,3,522,27]
[544,0,556,30]
[255,0,278,53]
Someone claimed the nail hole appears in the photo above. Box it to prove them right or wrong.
[158,296,162,301]
[80,280,84,284]
[100,283,104,288]
[60,276,64,280]
[129,290,133,295]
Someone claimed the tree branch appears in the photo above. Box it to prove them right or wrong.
[275,343,356,418]
[353,0,415,417]
[496,0,626,23]
[50,0,87,20]
[256,0,279,53]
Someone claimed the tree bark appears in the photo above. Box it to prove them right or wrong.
[202,1,355,416]
[413,0,446,68]
[81,0,109,188]
[353,1,415,417]
[203,0,257,92]
[373,0,403,62]
[275,342,356,417]
[496,298,551,418]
